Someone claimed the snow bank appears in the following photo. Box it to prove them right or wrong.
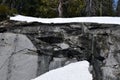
[10,15,120,24]
[31,60,92,80]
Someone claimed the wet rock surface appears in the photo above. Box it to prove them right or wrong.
[0,20,120,80]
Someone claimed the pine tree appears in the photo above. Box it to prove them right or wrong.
[0,0,116,17]
[85,0,114,16]
[102,0,114,16]
[117,0,120,16]
[64,0,86,17]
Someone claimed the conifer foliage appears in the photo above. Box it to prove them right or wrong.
[0,0,118,18]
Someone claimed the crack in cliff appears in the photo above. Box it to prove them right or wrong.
[6,34,18,80]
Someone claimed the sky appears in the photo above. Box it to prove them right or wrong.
[113,0,119,10]
[114,0,118,5]
[115,0,118,3]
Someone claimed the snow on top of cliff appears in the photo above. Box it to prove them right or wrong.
[31,60,92,80]
[10,15,120,24]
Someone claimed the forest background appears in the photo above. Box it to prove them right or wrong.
[0,0,120,20]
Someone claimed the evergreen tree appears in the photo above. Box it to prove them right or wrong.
[64,0,86,17]
[0,0,117,18]
[85,0,114,16]
[35,0,58,18]
[117,0,120,16]
[102,0,114,16]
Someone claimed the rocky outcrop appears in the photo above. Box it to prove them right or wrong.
[0,20,120,80]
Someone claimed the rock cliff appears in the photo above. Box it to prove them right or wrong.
[0,20,120,80]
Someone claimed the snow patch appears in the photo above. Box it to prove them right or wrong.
[57,43,69,49]
[31,60,92,80]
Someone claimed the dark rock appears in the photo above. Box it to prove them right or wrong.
[95,56,105,61]
[53,49,82,59]
[37,36,63,44]
[0,28,7,33]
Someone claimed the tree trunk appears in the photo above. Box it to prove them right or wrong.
[87,0,92,16]
[58,0,63,17]
[99,1,102,16]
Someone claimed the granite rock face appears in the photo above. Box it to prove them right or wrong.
[0,33,38,80]
[0,21,120,80]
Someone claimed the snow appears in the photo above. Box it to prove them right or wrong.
[57,43,69,49]
[53,43,69,51]
[10,15,120,25]
[31,61,92,80]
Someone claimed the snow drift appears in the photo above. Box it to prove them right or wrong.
[10,15,120,25]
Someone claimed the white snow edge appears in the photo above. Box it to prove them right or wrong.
[10,15,120,25]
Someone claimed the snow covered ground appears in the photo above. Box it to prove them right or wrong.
[10,15,120,25]
[31,61,92,80]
